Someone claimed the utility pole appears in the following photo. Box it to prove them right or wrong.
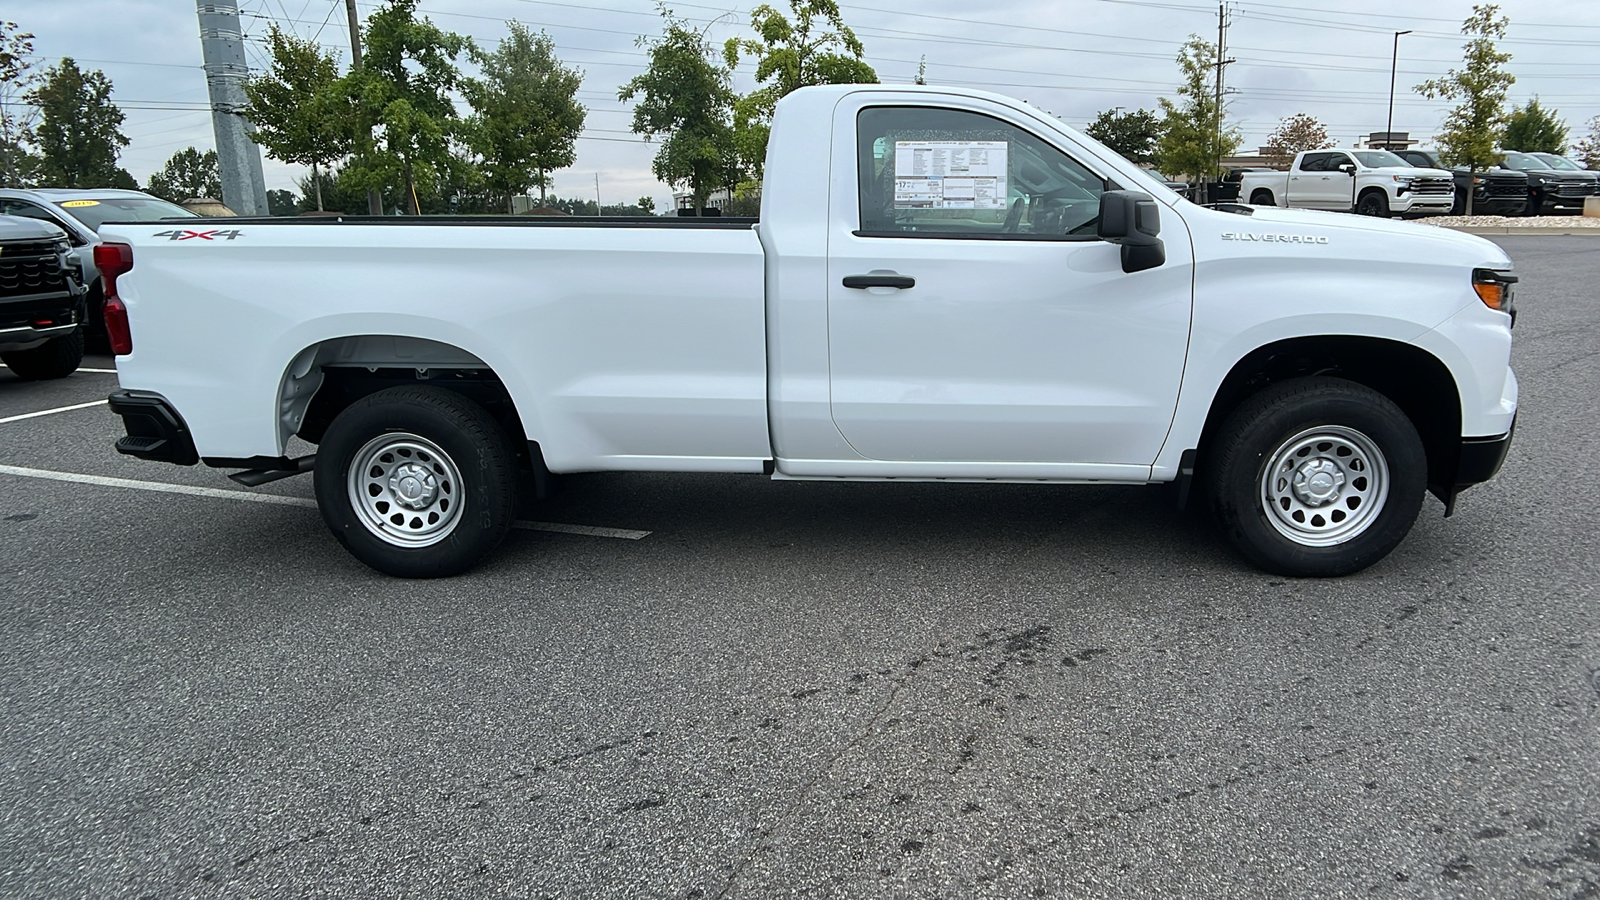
[594,173,601,215]
[1386,30,1413,153]
[345,0,382,215]
[1212,2,1232,205]
[196,0,269,215]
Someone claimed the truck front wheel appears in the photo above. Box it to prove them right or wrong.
[1356,190,1390,217]
[1208,377,1426,577]
[314,386,517,577]
[1,328,84,380]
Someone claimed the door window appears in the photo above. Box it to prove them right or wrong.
[856,106,1109,240]
[1299,153,1331,172]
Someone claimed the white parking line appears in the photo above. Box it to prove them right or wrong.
[0,463,650,540]
[0,463,315,506]
[516,521,651,540]
[77,368,119,374]
[0,399,108,425]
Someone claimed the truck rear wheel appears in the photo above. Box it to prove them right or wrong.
[1,328,84,380]
[1207,377,1425,577]
[314,386,517,577]
[1249,189,1274,206]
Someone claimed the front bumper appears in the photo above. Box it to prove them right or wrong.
[108,390,199,466]
[1431,418,1515,516]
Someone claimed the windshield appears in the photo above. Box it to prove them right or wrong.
[1500,152,1554,172]
[50,196,198,231]
[1351,150,1407,168]
[1532,153,1583,171]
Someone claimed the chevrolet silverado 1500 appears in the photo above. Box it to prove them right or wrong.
[98,85,1518,578]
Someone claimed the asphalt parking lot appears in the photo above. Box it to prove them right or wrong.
[2,235,1597,899]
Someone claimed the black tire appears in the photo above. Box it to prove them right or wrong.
[1250,189,1274,206]
[1207,377,1426,577]
[1356,190,1390,218]
[314,386,518,577]
[1,327,84,380]
[1525,193,1543,217]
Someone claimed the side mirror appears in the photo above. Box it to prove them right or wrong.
[1336,162,1357,175]
[1097,190,1165,274]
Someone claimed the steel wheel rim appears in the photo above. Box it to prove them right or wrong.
[346,432,465,548]
[1259,425,1389,547]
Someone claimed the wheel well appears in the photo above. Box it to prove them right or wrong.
[281,336,533,468]
[1250,188,1274,204]
[1358,186,1388,202]
[1197,336,1461,491]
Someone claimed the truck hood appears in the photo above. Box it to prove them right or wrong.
[1370,166,1452,180]
[1196,203,1512,268]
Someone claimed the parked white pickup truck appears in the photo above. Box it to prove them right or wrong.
[1241,149,1457,218]
[98,85,1517,579]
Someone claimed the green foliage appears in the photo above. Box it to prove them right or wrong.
[1084,108,1162,165]
[1416,3,1514,206]
[722,0,876,183]
[463,24,585,210]
[145,147,222,202]
[620,9,738,213]
[29,58,129,188]
[0,21,42,187]
[540,194,659,216]
[340,0,472,214]
[266,189,298,216]
[1502,97,1567,154]
[243,25,354,210]
[1575,116,1600,170]
[1264,113,1332,165]
[1153,36,1239,182]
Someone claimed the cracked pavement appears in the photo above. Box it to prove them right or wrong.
[2,236,1598,898]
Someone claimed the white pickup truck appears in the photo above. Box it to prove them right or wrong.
[97,85,1518,579]
[1241,149,1457,218]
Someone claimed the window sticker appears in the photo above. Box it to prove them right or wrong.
[61,200,101,208]
[893,140,1008,209]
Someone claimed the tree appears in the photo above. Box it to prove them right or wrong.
[266,189,298,216]
[1263,113,1332,166]
[620,11,739,214]
[1502,97,1567,154]
[463,24,585,210]
[243,25,355,211]
[29,58,129,188]
[340,0,471,214]
[145,147,222,202]
[1153,36,1239,192]
[1417,4,1514,213]
[1574,116,1600,170]
[723,0,876,184]
[1085,107,1162,165]
[0,21,42,187]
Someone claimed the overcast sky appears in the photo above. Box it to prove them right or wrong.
[11,0,1600,208]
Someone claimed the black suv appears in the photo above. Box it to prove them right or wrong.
[1499,151,1600,215]
[1395,149,1528,216]
[0,215,87,380]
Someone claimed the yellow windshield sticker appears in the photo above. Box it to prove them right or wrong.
[61,200,101,208]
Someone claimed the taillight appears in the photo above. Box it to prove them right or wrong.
[104,294,132,355]
[93,242,134,355]
[93,242,133,294]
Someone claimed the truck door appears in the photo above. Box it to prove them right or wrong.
[1313,151,1358,210]
[823,97,1193,469]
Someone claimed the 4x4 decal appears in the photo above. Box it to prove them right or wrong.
[151,229,243,241]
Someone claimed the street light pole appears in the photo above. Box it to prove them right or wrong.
[1385,30,1412,151]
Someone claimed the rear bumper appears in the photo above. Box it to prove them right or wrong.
[107,390,199,466]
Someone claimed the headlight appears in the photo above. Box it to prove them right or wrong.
[1472,268,1517,317]
[1392,175,1414,184]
